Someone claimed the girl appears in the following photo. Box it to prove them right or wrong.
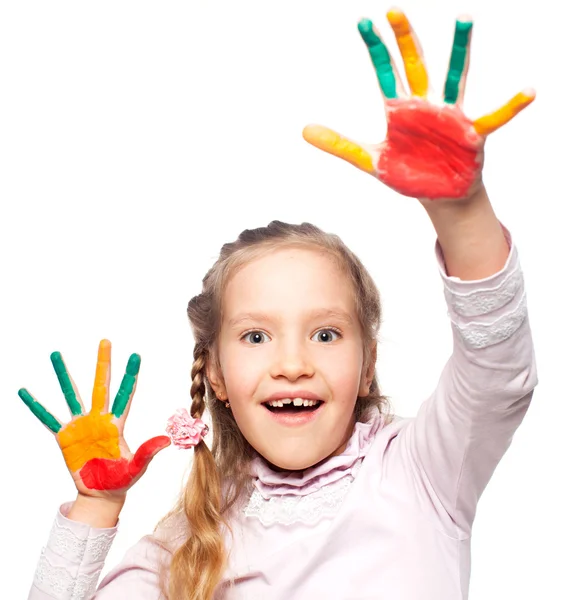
[22,9,537,600]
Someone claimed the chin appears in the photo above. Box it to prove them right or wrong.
[262,448,333,472]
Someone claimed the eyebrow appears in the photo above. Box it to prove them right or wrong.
[227,308,355,329]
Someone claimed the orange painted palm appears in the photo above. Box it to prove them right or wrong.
[18,339,170,498]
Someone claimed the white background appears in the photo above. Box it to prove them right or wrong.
[0,0,565,597]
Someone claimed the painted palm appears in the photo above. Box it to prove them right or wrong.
[303,10,535,200]
[18,340,170,495]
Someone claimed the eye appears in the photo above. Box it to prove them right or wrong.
[242,331,270,345]
[311,328,341,343]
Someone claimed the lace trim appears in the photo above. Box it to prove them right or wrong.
[244,463,360,526]
[451,292,527,349]
[33,550,101,600]
[444,263,523,318]
[50,519,115,563]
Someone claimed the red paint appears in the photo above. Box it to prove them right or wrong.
[377,99,483,200]
[79,435,171,490]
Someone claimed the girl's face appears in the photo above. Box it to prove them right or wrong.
[210,247,374,471]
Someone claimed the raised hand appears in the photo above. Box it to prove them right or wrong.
[18,340,170,498]
[303,9,535,201]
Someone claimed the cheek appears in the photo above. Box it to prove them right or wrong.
[320,346,364,393]
[220,348,267,398]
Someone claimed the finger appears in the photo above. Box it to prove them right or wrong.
[386,9,429,97]
[91,339,111,414]
[302,125,377,175]
[50,351,84,416]
[18,388,62,433]
[357,18,406,99]
[443,19,473,105]
[473,89,536,136]
[130,436,171,475]
[111,353,140,420]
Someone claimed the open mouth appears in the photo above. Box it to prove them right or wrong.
[263,398,324,414]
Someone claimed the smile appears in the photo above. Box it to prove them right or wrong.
[265,398,322,409]
[262,397,324,426]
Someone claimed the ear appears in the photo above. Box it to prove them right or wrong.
[206,360,227,402]
[358,342,377,397]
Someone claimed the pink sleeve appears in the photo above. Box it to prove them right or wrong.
[396,227,537,539]
[28,503,168,599]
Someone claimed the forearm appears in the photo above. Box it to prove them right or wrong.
[67,493,126,528]
[30,497,120,599]
[420,184,510,280]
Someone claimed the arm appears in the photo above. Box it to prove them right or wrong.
[403,158,536,539]
[28,502,118,600]
[399,217,536,537]
[29,500,169,600]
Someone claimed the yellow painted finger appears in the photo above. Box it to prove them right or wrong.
[302,125,376,175]
[387,9,428,97]
[91,339,111,414]
[473,89,536,135]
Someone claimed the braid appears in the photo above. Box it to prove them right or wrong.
[190,347,207,419]
[168,345,225,600]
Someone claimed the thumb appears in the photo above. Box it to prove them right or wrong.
[129,435,171,480]
[302,125,377,176]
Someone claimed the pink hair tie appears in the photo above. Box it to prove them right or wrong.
[165,408,209,449]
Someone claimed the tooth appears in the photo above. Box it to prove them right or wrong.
[282,398,292,404]
[278,401,283,407]
[293,398,303,406]
[271,400,280,407]
[307,400,314,406]
[303,399,309,407]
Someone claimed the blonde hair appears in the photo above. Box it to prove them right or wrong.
[159,221,391,600]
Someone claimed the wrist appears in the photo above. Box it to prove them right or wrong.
[418,183,510,280]
[418,181,487,216]
[67,493,126,529]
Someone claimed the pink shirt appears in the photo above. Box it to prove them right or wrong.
[28,231,538,599]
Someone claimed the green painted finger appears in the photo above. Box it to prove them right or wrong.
[18,388,62,433]
[50,352,83,416]
[443,20,472,104]
[111,353,140,418]
[358,18,398,99]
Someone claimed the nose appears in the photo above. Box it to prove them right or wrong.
[269,338,315,382]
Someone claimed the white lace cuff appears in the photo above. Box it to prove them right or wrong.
[449,291,528,350]
[436,227,528,349]
[34,551,102,600]
[32,503,117,599]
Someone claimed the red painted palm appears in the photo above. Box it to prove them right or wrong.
[18,340,170,498]
[303,10,534,201]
